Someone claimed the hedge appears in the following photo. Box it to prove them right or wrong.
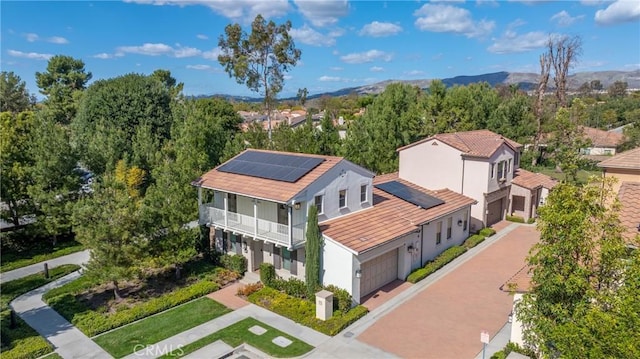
[506,215,525,223]
[463,234,485,249]
[259,262,276,287]
[220,254,247,274]
[46,280,219,337]
[479,228,496,237]
[527,217,536,224]
[248,287,368,336]
[323,284,352,314]
[406,246,468,283]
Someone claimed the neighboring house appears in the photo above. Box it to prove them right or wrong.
[598,147,640,245]
[195,149,475,303]
[511,169,558,222]
[500,266,532,348]
[398,130,523,229]
[578,126,625,157]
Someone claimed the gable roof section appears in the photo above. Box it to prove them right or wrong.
[597,147,640,170]
[193,149,347,203]
[512,169,559,190]
[618,182,640,245]
[320,174,476,254]
[398,129,522,158]
[581,126,625,148]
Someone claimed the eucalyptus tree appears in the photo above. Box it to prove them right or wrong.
[218,14,301,140]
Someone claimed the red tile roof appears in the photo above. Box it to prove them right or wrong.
[581,126,625,148]
[597,147,640,170]
[618,182,640,245]
[320,175,476,254]
[193,149,345,203]
[398,130,522,158]
[512,169,559,190]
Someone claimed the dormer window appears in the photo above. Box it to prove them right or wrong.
[497,161,507,181]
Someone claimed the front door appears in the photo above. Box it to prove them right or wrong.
[252,240,263,271]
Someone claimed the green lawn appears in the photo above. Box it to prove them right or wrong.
[0,264,80,359]
[93,297,230,358]
[160,317,314,358]
[0,241,84,273]
[40,352,63,359]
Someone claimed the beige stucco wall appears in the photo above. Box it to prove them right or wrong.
[603,169,640,194]
[399,139,464,192]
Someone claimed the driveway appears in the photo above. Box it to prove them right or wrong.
[357,225,539,359]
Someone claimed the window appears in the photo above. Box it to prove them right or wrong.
[497,161,506,180]
[227,193,237,213]
[490,163,495,178]
[314,195,324,214]
[463,210,468,231]
[508,159,512,173]
[447,217,452,239]
[436,221,442,245]
[339,189,347,208]
[360,185,367,203]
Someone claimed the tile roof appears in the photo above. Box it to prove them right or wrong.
[398,129,522,158]
[581,126,625,147]
[597,147,640,170]
[512,169,559,190]
[320,174,476,254]
[193,149,344,203]
[500,265,532,293]
[618,182,640,245]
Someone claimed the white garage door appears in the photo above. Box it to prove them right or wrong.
[360,249,399,298]
[487,199,503,226]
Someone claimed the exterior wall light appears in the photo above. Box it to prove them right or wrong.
[457,219,463,227]
[355,269,362,278]
[243,241,248,253]
[294,202,301,210]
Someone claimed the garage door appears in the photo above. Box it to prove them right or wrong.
[487,199,503,226]
[360,249,399,298]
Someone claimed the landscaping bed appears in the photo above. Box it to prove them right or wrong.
[93,297,230,358]
[248,287,368,336]
[1,264,80,359]
[43,260,238,337]
[160,317,314,358]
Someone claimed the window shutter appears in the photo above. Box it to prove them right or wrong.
[290,249,298,275]
[274,247,281,269]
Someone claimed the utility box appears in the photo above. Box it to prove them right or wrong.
[315,290,334,321]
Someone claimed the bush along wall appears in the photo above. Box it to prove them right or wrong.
[406,246,468,283]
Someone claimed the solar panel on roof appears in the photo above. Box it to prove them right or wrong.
[374,180,444,209]
[217,151,325,183]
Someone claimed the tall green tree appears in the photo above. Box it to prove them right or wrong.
[547,101,591,183]
[305,205,322,297]
[517,177,638,358]
[318,116,340,156]
[218,14,301,140]
[35,55,92,124]
[1,71,32,113]
[487,92,536,143]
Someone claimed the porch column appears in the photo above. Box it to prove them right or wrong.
[224,194,228,228]
[254,200,258,238]
[197,187,202,207]
[288,205,293,250]
[197,187,203,223]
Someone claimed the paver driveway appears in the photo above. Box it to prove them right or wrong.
[358,225,539,359]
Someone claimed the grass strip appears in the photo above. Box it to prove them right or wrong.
[93,297,230,358]
[1,242,84,273]
[161,317,313,358]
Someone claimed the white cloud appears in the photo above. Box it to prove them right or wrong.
[359,21,402,37]
[290,25,337,47]
[405,70,425,76]
[413,4,495,38]
[340,49,393,64]
[294,0,349,27]
[23,33,68,44]
[196,34,208,40]
[48,36,69,44]
[173,45,202,58]
[186,64,212,70]
[7,49,52,60]
[329,66,343,71]
[370,66,384,72]
[93,53,113,59]
[476,0,500,7]
[580,0,608,5]
[432,53,444,60]
[595,0,640,25]
[124,0,290,23]
[24,33,39,42]
[202,47,222,60]
[319,75,342,82]
[488,30,552,54]
[550,10,584,27]
[116,43,204,58]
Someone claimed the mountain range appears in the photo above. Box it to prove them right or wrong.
[204,70,640,102]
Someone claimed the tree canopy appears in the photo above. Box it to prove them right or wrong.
[1,71,32,113]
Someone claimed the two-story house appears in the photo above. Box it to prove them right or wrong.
[398,130,523,229]
[195,149,476,303]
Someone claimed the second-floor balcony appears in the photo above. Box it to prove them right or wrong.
[199,204,305,248]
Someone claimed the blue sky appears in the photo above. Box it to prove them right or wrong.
[2,0,639,99]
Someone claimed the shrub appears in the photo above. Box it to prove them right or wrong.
[259,262,276,286]
[506,215,525,223]
[237,282,263,297]
[1,310,53,359]
[220,254,247,274]
[324,284,352,314]
[527,217,536,224]
[271,277,307,299]
[247,287,368,336]
[479,228,496,237]
[406,246,467,283]
[490,342,536,359]
[463,234,485,249]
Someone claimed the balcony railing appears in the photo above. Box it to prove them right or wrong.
[200,205,305,248]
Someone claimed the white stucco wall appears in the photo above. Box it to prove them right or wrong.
[511,293,525,347]
[399,139,464,192]
[321,236,355,297]
[421,206,471,262]
[462,159,490,227]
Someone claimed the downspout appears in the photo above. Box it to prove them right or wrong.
[420,225,425,267]
[288,201,293,250]
[461,157,466,194]
[197,187,202,223]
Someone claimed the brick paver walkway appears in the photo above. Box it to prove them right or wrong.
[358,225,539,359]
[206,282,249,310]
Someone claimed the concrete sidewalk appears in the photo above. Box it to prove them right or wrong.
[11,271,112,359]
[1,250,90,284]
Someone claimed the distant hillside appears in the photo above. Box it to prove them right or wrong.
[196,70,640,102]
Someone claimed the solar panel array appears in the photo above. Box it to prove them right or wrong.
[374,180,444,209]
[217,151,325,183]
